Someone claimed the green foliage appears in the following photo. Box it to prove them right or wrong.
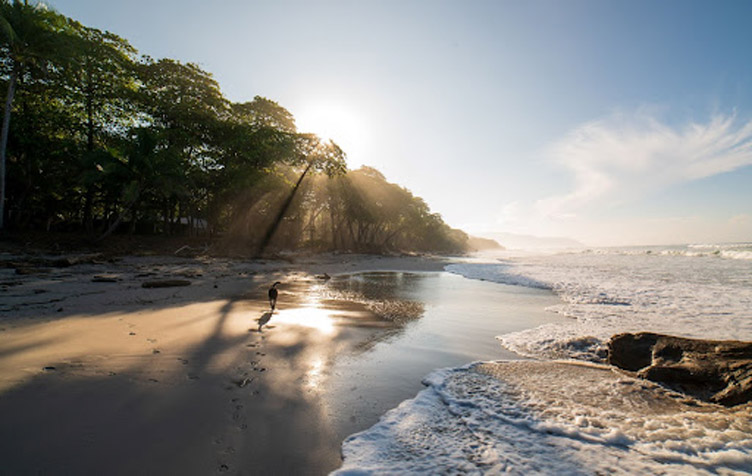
[0,5,467,254]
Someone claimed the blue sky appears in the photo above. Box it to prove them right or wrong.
[49,0,752,245]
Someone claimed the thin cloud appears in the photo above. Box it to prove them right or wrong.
[537,113,752,219]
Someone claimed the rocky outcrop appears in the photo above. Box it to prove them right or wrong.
[608,332,752,406]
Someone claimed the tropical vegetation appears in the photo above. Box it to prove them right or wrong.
[0,0,469,254]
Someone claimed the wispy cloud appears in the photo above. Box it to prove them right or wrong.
[537,113,752,219]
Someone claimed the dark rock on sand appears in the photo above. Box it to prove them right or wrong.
[608,332,752,406]
[141,279,191,288]
[15,267,51,275]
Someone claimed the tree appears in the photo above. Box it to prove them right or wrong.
[62,21,138,231]
[255,135,346,256]
[231,96,296,132]
[0,0,66,229]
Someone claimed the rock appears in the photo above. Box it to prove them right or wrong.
[141,279,191,288]
[50,253,104,267]
[15,267,51,275]
[608,332,752,406]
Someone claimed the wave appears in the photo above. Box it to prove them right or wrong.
[444,262,551,289]
[335,362,752,475]
[577,243,752,260]
[446,251,752,362]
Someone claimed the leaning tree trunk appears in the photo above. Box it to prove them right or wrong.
[255,162,313,257]
[0,69,18,230]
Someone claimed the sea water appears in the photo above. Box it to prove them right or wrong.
[335,244,752,475]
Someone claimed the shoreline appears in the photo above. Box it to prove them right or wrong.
[2,250,749,474]
[0,252,474,474]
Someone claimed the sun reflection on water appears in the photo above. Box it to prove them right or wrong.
[305,357,325,390]
[272,293,337,335]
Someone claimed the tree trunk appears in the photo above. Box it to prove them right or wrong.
[98,190,141,241]
[0,69,18,230]
[83,187,95,233]
[255,162,313,257]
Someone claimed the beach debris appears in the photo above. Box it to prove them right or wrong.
[141,279,191,288]
[174,244,209,257]
[15,267,51,275]
[315,273,331,280]
[177,269,203,278]
[152,349,161,354]
[234,377,254,388]
[609,332,752,406]
[51,253,105,267]
[42,366,56,371]
[92,274,119,283]
[56,307,63,312]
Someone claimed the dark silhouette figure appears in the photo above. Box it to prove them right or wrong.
[268,281,281,310]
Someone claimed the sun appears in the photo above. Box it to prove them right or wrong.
[295,102,368,168]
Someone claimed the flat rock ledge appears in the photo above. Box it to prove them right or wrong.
[608,332,752,406]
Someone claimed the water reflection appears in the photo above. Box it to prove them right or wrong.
[272,307,336,335]
[321,272,427,324]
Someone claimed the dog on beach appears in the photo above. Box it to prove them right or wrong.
[268,281,281,310]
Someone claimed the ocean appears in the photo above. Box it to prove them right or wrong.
[335,243,752,475]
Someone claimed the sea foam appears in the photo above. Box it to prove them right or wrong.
[336,362,752,475]
[446,245,752,362]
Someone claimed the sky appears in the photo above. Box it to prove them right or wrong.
[48,0,752,246]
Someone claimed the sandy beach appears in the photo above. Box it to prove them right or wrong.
[0,252,467,475]
[3,250,749,475]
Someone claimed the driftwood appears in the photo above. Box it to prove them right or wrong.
[608,332,752,406]
[141,279,191,289]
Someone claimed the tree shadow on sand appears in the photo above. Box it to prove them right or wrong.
[0,273,427,475]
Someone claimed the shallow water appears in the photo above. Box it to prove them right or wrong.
[317,271,562,447]
[337,248,752,475]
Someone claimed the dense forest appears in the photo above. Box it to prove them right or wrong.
[0,1,470,255]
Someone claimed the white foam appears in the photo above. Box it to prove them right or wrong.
[335,362,752,475]
[447,246,752,361]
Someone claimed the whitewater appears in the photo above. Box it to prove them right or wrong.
[335,243,752,475]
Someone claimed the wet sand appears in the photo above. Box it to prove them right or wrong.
[0,253,559,475]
